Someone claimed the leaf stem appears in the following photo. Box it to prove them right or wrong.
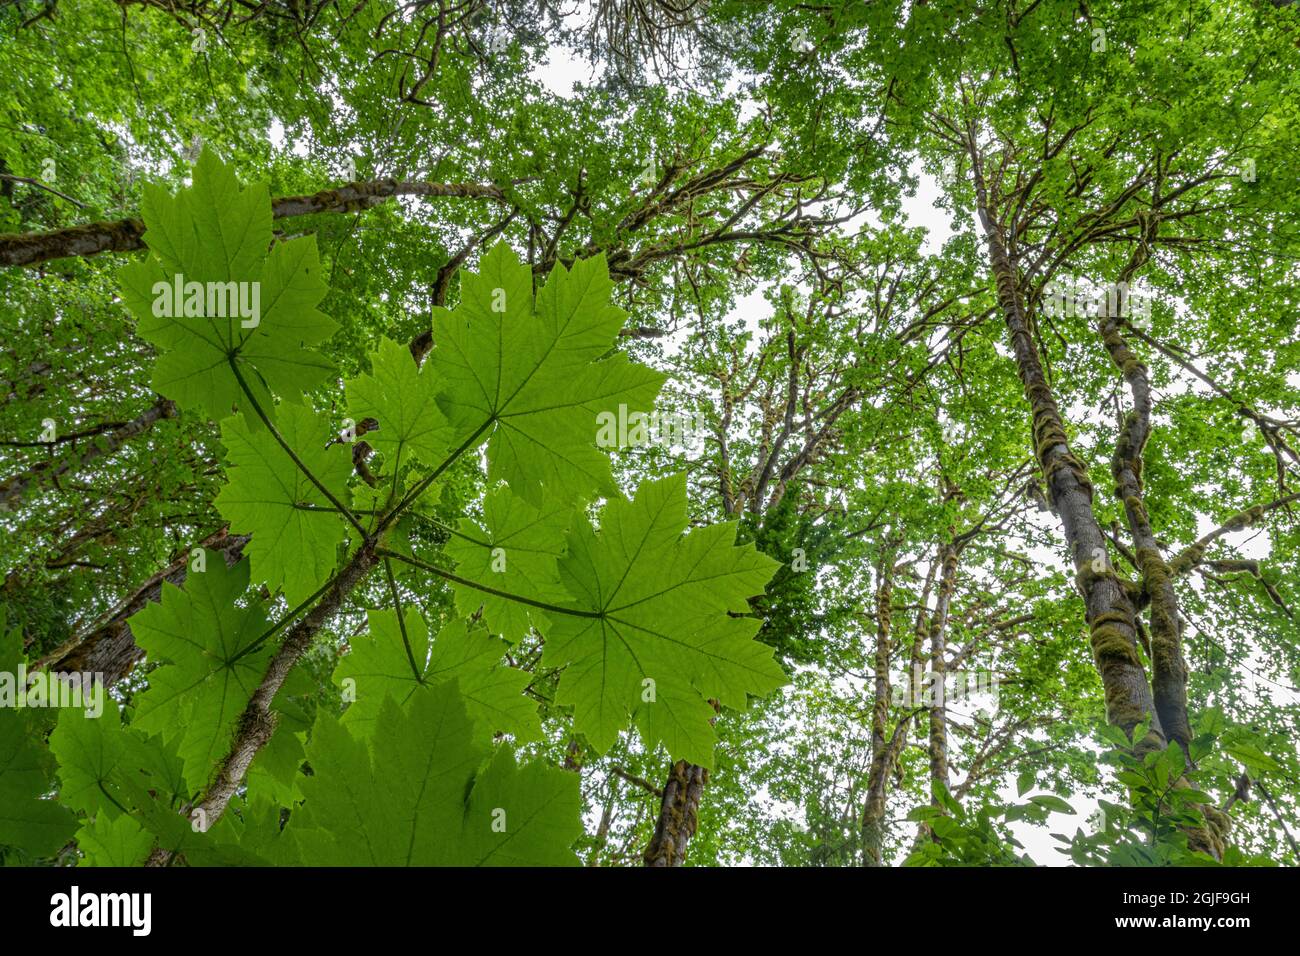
[383,556,424,683]
[292,504,485,548]
[376,416,495,535]
[98,780,131,815]
[292,504,381,514]
[229,571,344,665]
[376,547,602,619]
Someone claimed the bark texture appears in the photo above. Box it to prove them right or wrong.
[1100,318,1192,749]
[967,135,1225,859]
[861,550,921,865]
[927,543,959,806]
[643,760,708,867]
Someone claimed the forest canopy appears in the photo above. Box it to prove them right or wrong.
[1,0,1298,870]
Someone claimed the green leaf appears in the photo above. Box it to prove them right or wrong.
[544,473,785,766]
[933,781,964,818]
[1194,706,1227,737]
[1157,741,1185,780]
[118,149,337,420]
[50,698,129,817]
[1016,769,1036,797]
[445,484,573,642]
[291,680,579,865]
[246,665,315,807]
[1096,722,1131,750]
[1189,732,1216,764]
[459,747,583,866]
[1222,741,1282,776]
[1117,769,1152,790]
[423,619,541,743]
[129,554,274,789]
[244,719,306,805]
[345,336,452,469]
[215,404,351,604]
[1028,794,1076,815]
[0,615,22,673]
[336,610,539,742]
[930,815,961,839]
[75,814,155,867]
[0,708,77,857]
[231,797,302,865]
[427,242,664,506]
[1132,718,1152,746]
[113,767,267,866]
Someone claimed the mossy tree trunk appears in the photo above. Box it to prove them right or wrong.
[968,137,1160,747]
[862,546,899,865]
[965,132,1224,859]
[927,542,959,813]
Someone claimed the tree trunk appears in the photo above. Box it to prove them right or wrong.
[146,541,379,865]
[643,760,707,867]
[966,136,1225,859]
[927,543,958,809]
[1100,317,1193,750]
[861,549,896,866]
[969,150,1159,746]
[0,180,504,268]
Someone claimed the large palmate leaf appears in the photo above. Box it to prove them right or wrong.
[129,553,274,789]
[49,701,128,817]
[335,610,539,742]
[0,622,77,857]
[426,241,664,505]
[544,473,786,766]
[289,681,579,865]
[0,709,77,858]
[344,336,452,470]
[74,814,156,867]
[52,696,189,824]
[215,403,352,605]
[458,747,583,866]
[118,149,337,421]
[51,696,254,865]
[445,484,573,642]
